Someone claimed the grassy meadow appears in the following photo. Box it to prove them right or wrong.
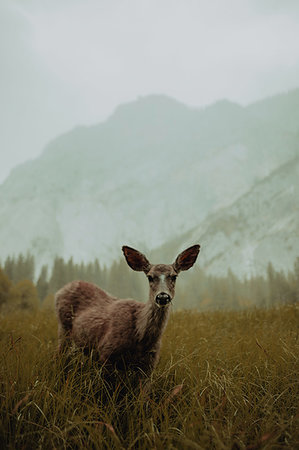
[0,304,298,449]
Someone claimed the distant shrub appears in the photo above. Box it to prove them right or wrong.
[8,279,39,311]
[0,268,12,310]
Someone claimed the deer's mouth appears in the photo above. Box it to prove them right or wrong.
[155,293,172,307]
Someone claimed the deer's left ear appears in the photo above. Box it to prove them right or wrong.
[122,246,151,273]
[173,245,200,272]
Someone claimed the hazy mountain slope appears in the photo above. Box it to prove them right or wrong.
[163,156,299,277]
[247,88,299,133]
[0,92,298,270]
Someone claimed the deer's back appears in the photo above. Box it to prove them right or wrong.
[55,280,114,330]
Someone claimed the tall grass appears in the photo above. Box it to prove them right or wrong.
[0,305,298,449]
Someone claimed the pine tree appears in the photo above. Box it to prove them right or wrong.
[267,262,276,306]
[49,257,67,293]
[36,265,49,301]
[294,257,299,302]
[93,258,102,285]
[4,256,14,281]
[66,257,75,283]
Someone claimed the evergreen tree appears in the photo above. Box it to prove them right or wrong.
[227,268,239,308]
[93,258,102,285]
[267,262,276,306]
[36,265,49,301]
[4,256,14,281]
[15,254,25,282]
[66,257,76,282]
[49,257,68,293]
[294,257,299,302]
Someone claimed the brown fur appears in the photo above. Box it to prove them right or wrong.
[55,245,200,376]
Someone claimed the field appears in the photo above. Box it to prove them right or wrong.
[0,305,298,449]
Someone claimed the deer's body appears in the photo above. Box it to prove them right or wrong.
[55,245,200,376]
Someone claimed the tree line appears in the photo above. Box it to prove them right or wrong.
[0,253,298,312]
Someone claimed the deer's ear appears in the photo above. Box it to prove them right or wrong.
[122,246,151,272]
[173,245,200,272]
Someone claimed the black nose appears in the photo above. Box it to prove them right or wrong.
[156,292,171,306]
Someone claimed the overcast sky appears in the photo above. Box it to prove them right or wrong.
[1,0,299,183]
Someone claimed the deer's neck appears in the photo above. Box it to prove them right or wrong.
[136,300,170,349]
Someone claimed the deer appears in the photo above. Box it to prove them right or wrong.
[55,244,200,377]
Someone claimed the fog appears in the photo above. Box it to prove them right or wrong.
[1,0,299,182]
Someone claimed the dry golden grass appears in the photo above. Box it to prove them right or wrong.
[0,304,298,449]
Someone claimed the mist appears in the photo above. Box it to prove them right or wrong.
[1,0,299,182]
[1,0,299,292]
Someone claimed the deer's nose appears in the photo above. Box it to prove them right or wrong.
[155,292,171,306]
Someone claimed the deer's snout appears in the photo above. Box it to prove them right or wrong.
[155,292,172,307]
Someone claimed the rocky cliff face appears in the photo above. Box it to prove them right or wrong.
[158,156,299,277]
[0,90,298,274]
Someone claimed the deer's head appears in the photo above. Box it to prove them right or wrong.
[122,245,200,307]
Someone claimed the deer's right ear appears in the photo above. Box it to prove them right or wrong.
[122,246,151,273]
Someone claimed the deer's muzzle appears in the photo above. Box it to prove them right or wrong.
[155,292,172,307]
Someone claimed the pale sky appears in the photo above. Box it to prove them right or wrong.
[1,0,299,183]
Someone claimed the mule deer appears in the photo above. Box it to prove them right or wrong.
[55,245,200,376]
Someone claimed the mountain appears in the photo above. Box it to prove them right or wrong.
[247,88,299,133]
[160,156,299,277]
[0,90,298,273]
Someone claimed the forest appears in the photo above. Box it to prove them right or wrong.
[1,252,298,312]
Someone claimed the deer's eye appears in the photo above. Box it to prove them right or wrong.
[147,275,154,282]
[170,275,177,282]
